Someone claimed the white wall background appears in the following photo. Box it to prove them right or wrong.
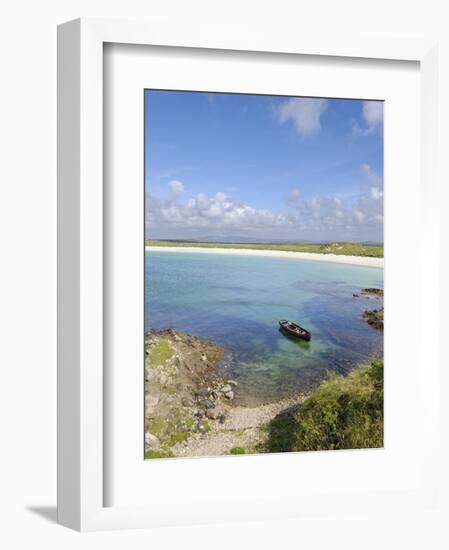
[0,0,448,548]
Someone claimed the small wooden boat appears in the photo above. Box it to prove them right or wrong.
[279,320,311,341]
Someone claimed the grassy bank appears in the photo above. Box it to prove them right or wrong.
[266,359,384,452]
[145,240,383,258]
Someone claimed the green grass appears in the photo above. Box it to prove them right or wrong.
[145,449,175,459]
[202,420,211,432]
[185,418,196,429]
[147,415,189,445]
[267,359,384,453]
[147,413,197,452]
[147,338,174,368]
[145,240,383,258]
[230,447,247,455]
[167,431,189,446]
[147,416,168,436]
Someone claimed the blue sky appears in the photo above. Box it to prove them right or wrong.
[145,90,383,242]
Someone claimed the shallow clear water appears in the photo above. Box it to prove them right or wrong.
[145,251,383,405]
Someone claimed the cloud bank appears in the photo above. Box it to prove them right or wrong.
[146,169,383,242]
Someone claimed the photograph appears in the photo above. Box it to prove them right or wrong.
[144,90,384,459]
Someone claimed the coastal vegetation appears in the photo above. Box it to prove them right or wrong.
[147,338,174,368]
[266,359,384,453]
[230,447,247,455]
[145,240,384,258]
[144,449,174,459]
[145,329,384,458]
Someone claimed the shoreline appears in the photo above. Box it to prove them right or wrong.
[145,328,308,458]
[145,245,384,268]
[145,327,383,458]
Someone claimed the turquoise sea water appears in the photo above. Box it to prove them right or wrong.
[145,251,383,405]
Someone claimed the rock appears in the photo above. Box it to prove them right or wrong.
[145,432,160,448]
[362,308,384,331]
[227,380,238,387]
[197,423,207,434]
[145,394,159,414]
[224,390,234,400]
[217,414,226,424]
[353,293,359,298]
[220,384,232,394]
[361,287,383,297]
[144,328,227,446]
[195,388,209,398]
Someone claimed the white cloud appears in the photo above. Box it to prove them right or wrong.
[370,187,383,200]
[277,98,327,136]
[360,164,384,202]
[147,183,383,242]
[363,101,383,127]
[352,101,383,136]
[168,179,184,193]
[147,191,284,231]
[286,194,378,230]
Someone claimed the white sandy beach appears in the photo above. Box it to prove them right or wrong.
[145,246,384,268]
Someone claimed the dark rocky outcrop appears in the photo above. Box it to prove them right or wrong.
[361,287,383,297]
[362,308,384,331]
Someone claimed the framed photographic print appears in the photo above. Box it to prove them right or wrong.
[58,18,440,530]
[143,89,385,461]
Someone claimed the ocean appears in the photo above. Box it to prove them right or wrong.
[145,250,383,405]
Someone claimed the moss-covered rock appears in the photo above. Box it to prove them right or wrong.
[147,338,175,368]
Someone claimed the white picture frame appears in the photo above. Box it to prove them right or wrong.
[57,17,440,531]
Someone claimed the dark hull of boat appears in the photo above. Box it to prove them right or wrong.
[279,320,311,341]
